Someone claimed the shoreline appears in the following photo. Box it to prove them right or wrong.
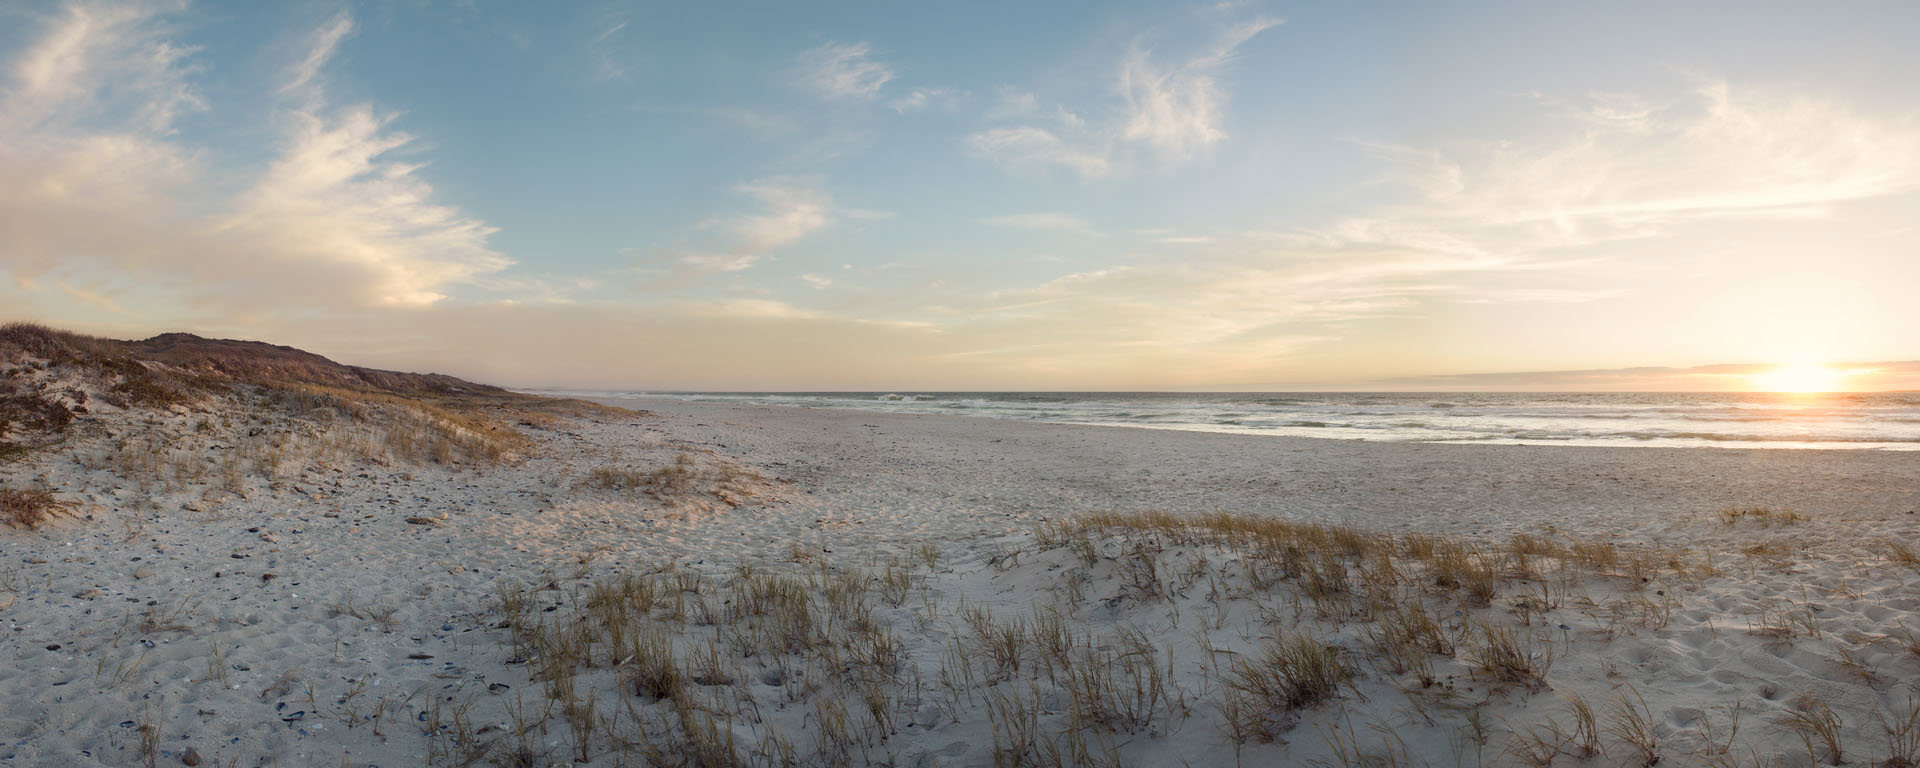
[549,390,1920,453]
[595,397,1920,534]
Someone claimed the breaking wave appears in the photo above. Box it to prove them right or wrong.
[522,390,1920,451]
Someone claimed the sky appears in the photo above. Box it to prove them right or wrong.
[4,0,1920,391]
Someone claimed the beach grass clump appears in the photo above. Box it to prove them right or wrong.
[1465,622,1550,688]
[1504,694,1602,766]
[1561,692,1603,759]
[1883,696,1920,768]
[138,595,198,634]
[1781,694,1845,766]
[1566,539,1621,574]
[1747,598,1820,640]
[1884,538,1920,572]
[1,487,66,529]
[583,452,765,512]
[1428,540,1499,605]
[1364,601,1455,680]
[1607,687,1662,767]
[1224,630,1353,740]
[325,595,400,632]
[1717,506,1808,527]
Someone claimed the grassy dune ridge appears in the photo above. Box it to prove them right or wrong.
[0,323,624,510]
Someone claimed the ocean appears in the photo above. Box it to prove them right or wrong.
[530,390,1920,451]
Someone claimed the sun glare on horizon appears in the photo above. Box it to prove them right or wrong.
[1749,363,1853,393]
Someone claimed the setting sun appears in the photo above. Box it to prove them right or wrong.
[1750,363,1850,393]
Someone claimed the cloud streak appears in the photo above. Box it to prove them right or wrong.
[967,12,1277,179]
[983,212,1103,236]
[794,41,894,100]
[1356,82,1920,254]
[661,177,836,273]
[1120,15,1280,158]
[2,0,202,136]
[280,10,351,96]
[888,86,959,113]
[0,1,510,316]
[967,125,1112,178]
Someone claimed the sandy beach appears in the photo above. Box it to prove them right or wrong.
[5,384,1920,767]
[9,0,1920,764]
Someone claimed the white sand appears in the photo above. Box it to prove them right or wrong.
[3,396,1918,767]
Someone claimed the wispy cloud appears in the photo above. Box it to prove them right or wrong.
[1120,15,1280,158]
[1356,82,1920,252]
[733,178,834,253]
[225,103,509,306]
[677,298,825,320]
[968,126,1112,178]
[983,212,1103,236]
[660,177,836,273]
[0,1,510,315]
[967,11,1277,179]
[699,106,800,139]
[1,0,202,135]
[233,8,508,307]
[280,10,351,96]
[586,14,629,80]
[793,41,894,100]
[944,79,1920,374]
[889,86,960,113]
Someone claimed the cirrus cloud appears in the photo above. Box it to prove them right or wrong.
[0,1,510,315]
[793,41,894,100]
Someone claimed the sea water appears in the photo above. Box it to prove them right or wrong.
[528,390,1920,450]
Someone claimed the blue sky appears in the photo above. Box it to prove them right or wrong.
[5,1,1920,390]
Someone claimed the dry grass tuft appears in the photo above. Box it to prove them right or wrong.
[1781,694,1845,766]
[1884,696,1920,768]
[1607,687,1661,766]
[1465,622,1550,688]
[1,487,68,529]
[1225,630,1353,741]
[1885,539,1920,572]
[584,453,766,512]
[1717,506,1808,527]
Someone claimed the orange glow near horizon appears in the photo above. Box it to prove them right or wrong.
[1749,363,1855,393]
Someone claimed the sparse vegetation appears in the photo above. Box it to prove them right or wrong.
[1,322,566,477]
[1717,506,1808,527]
[1,487,66,529]
[1886,538,1920,572]
[1607,687,1662,766]
[1225,629,1353,740]
[1465,622,1550,688]
[446,508,1898,765]
[1782,694,1846,766]
[583,452,766,512]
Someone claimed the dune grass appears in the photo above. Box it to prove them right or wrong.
[3,322,552,474]
[456,509,1788,765]
[583,452,766,512]
[0,487,67,529]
